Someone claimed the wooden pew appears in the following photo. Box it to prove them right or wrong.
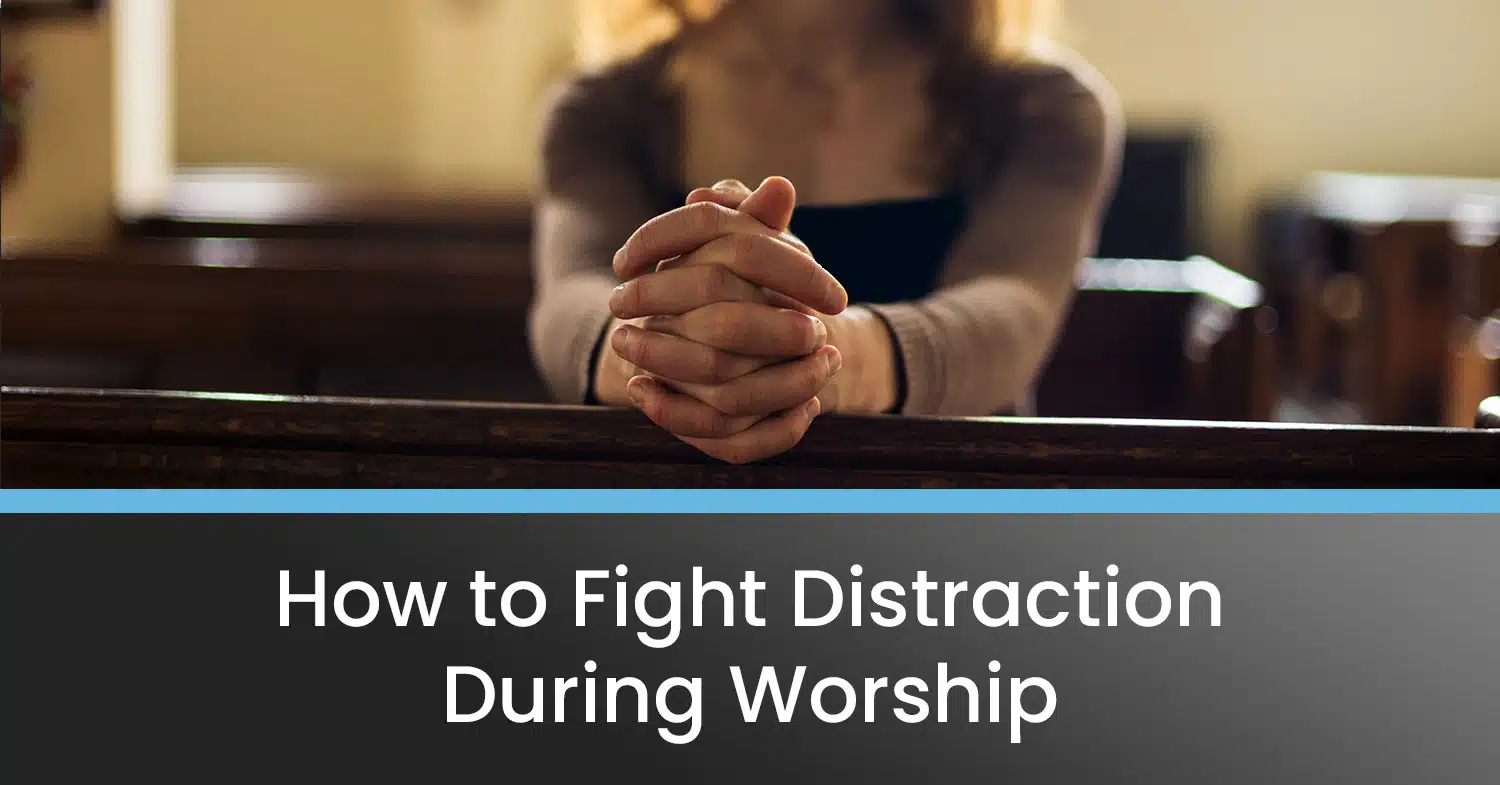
[1446,311,1500,428]
[1444,199,1500,426]
[1041,256,1278,422]
[3,387,1493,488]
[4,241,1274,421]
[1272,173,1500,425]
[122,166,1267,421]
[14,162,1267,421]
[0,237,544,401]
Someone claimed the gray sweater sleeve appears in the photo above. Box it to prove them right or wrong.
[528,52,1122,414]
[868,56,1123,416]
[527,69,661,404]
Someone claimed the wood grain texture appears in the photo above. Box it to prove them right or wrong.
[4,387,1495,488]
[1291,183,1500,426]
[4,239,1275,419]
[1,239,541,400]
[2,240,533,344]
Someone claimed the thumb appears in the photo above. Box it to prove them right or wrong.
[738,176,797,232]
[684,179,754,210]
[683,177,797,232]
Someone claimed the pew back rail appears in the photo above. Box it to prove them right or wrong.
[3,388,1495,488]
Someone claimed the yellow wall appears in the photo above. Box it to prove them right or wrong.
[405,0,575,189]
[8,0,1500,269]
[3,1,574,242]
[1069,0,1500,267]
[173,0,573,187]
[1,21,114,242]
[171,0,1500,268]
[174,0,413,177]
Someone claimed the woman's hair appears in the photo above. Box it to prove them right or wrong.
[574,0,1060,182]
[576,0,1058,69]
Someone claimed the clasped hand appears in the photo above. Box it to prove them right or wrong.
[604,177,849,464]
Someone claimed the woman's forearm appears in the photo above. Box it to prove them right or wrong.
[867,277,1068,417]
[528,269,619,405]
[591,317,638,407]
[822,306,899,415]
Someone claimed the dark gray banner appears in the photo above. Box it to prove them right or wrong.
[5,515,1497,783]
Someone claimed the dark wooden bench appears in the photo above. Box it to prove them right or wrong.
[0,237,544,402]
[3,387,1493,488]
[1261,173,1500,425]
[2,237,1275,421]
[94,163,1276,421]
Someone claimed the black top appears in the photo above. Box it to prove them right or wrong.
[788,194,970,304]
[788,194,970,412]
[662,192,971,305]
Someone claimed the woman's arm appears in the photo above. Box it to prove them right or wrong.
[539,52,1120,426]
[529,68,662,407]
[850,55,1124,417]
[817,307,901,414]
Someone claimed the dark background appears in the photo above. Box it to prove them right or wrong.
[5,514,1498,783]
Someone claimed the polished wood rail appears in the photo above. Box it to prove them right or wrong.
[2,387,1494,488]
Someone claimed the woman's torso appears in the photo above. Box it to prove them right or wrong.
[539,35,1118,416]
[665,189,970,304]
[659,31,984,303]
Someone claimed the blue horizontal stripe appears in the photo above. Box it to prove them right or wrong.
[0,490,1495,515]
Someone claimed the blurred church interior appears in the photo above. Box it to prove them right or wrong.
[4,0,1498,430]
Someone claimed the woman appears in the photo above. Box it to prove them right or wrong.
[530,0,1122,464]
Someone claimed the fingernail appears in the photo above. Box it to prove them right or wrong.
[811,317,828,348]
[627,379,646,406]
[612,247,627,271]
[610,323,631,352]
[807,397,822,418]
[831,281,849,312]
[714,179,746,193]
[824,347,843,375]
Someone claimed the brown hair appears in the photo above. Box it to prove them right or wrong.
[577,0,1058,68]
[575,0,1060,184]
